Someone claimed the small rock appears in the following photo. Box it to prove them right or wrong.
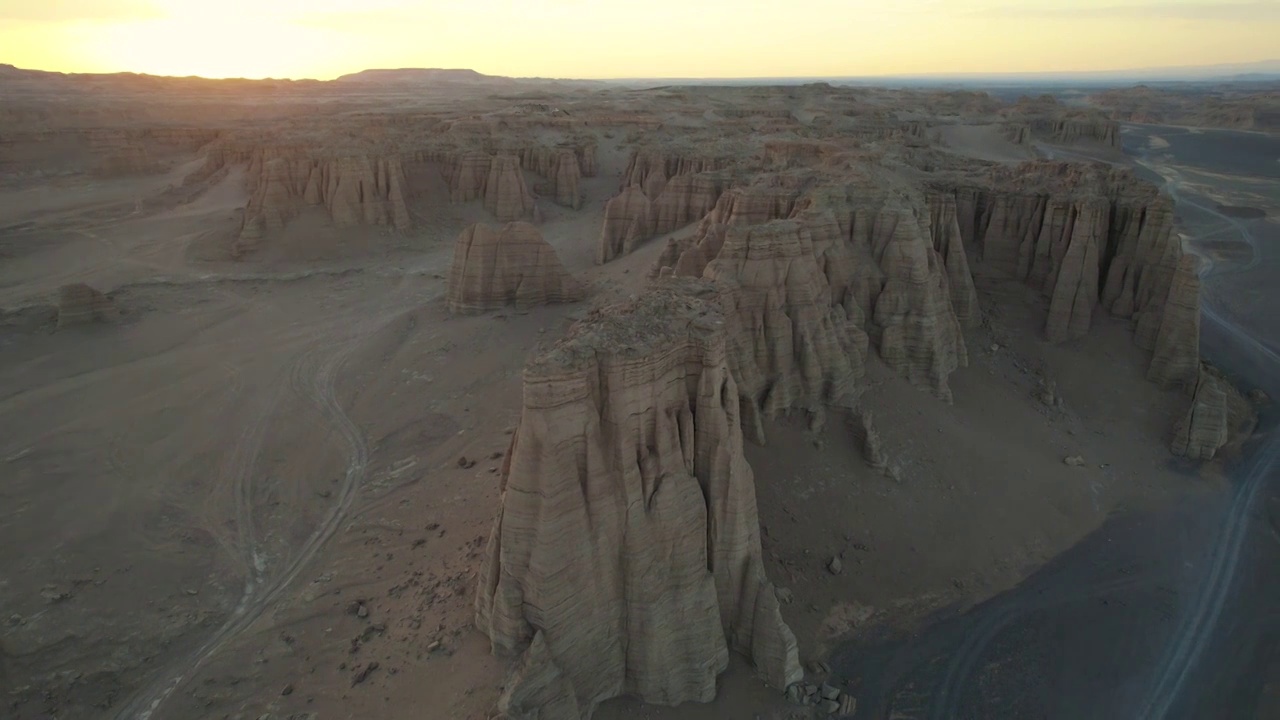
[820,698,840,714]
[839,693,858,715]
[990,343,1000,352]
[807,660,830,676]
[457,456,469,468]
[820,683,840,701]
[357,604,369,619]
[1250,388,1270,405]
[427,640,442,652]
[803,682,818,697]
[785,683,803,704]
[185,588,198,596]
[827,556,843,575]
[775,586,794,604]
[351,661,379,686]
[489,451,503,460]
[1064,455,1085,467]
[281,683,294,696]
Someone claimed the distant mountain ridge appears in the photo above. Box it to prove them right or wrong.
[335,68,505,84]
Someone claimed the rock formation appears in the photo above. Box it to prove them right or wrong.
[850,409,888,470]
[549,149,581,209]
[926,194,981,327]
[56,283,118,328]
[650,173,727,235]
[621,150,729,197]
[1030,115,1120,148]
[448,151,491,202]
[655,177,969,402]
[703,220,867,438]
[1145,254,1201,389]
[941,162,1196,385]
[484,155,538,222]
[596,185,653,264]
[475,280,802,720]
[446,223,582,314]
[237,152,412,245]
[867,198,969,401]
[1172,365,1256,460]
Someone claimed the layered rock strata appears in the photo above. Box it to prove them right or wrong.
[943,162,1196,389]
[1172,365,1257,460]
[484,155,538,222]
[237,153,411,244]
[475,280,802,719]
[655,178,970,401]
[446,223,582,314]
[703,220,867,439]
[596,185,653,264]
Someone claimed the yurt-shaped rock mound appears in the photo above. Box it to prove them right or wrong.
[446,222,583,314]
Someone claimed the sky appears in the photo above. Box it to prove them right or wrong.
[1,0,1277,80]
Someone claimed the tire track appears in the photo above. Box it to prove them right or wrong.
[114,337,369,720]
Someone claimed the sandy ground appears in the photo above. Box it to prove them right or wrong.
[0,106,1248,720]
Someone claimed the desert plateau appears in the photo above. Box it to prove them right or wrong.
[1,52,1279,720]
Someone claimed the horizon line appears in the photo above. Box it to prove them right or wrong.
[4,57,1278,84]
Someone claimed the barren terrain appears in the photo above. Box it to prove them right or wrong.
[0,67,1270,720]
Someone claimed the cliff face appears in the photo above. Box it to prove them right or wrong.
[446,222,583,314]
[655,177,970,403]
[944,162,1197,390]
[475,281,802,720]
[237,152,412,247]
[595,150,735,264]
[597,185,653,264]
[484,154,538,222]
[704,220,867,440]
[1172,365,1257,460]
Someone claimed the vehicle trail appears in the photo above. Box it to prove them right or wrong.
[113,335,370,720]
[927,128,1279,720]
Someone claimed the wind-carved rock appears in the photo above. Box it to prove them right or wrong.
[1172,365,1257,460]
[237,153,412,247]
[651,173,727,235]
[868,198,969,401]
[484,155,538,222]
[475,280,802,720]
[944,162,1195,385]
[549,149,582,209]
[621,150,730,197]
[446,223,582,314]
[850,409,888,471]
[448,151,491,202]
[703,220,867,441]
[926,194,981,327]
[656,178,970,402]
[1145,254,1202,389]
[596,185,653,264]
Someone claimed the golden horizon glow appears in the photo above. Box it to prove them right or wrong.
[1,0,1277,81]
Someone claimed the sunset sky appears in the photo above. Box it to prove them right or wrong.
[1,0,1277,80]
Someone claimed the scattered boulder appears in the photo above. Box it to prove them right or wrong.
[1172,365,1257,460]
[56,283,118,328]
